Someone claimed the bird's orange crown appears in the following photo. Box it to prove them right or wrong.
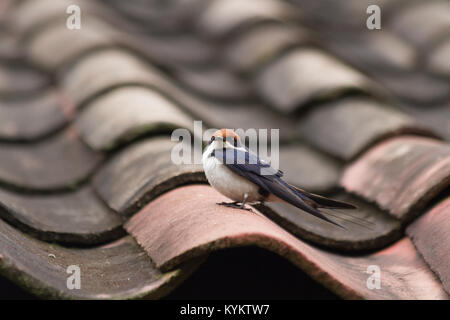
[212,129,240,141]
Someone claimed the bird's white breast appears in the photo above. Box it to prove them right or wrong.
[203,152,261,203]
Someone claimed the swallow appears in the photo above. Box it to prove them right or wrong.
[202,129,358,228]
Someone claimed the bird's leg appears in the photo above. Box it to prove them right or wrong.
[240,193,249,209]
[239,193,253,211]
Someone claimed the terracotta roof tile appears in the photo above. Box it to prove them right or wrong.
[0,129,102,192]
[126,185,447,299]
[298,97,437,161]
[76,86,194,151]
[255,48,381,113]
[427,37,450,78]
[341,136,450,221]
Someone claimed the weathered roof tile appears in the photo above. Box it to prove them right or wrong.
[278,144,341,193]
[390,0,450,49]
[326,31,417,73]
[427,37,450,78]
[0,218,200,299]
[407,197,450,294]
[76,86,193,151]
[126,185,447,299]
[106,0,206,33]
[172,66,253,101]
[0,129,102,192]
[25,17,115,72]
[374,72,450,105]
[0,90,73,142]
[93,137,205,216]
[0,63,50,97]
[259,192,402,251]
[223,22,309,75]
[122,33,216,68]
[13,0,102,36]
[61,49,152,107]
[341,136,450,221]
[197,0,297,39]
[0,186,123,245]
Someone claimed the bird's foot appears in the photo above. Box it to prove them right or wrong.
[217,201,240,208]
[217,202,253,212]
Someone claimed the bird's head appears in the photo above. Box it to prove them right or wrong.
[208,129,241,150]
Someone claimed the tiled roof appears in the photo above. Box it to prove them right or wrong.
[0,0,449,299]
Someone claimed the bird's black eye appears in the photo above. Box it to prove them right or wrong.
[208,136,215,145]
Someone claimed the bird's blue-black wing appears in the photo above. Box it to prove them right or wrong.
[213,148,344,227]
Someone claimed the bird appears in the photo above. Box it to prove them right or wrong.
[202,129,358,228]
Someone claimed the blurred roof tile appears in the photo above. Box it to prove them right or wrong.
[105,0,207,33]
[255,48,379,113]
[326,31,417,73]
[172,66,253,101]
[401,103,450,141]
[1,0,449,300]
[278,144,341,193]
[25,17,115,72]
[223,22,310,75]
[13,0,102,35]
[0,185,123,245]
[407,197,450,294]
[197,0,297,39]
[93,137,205,217]
[0,218,200,299]
[427,37,450,78]
[122,32,216,67]
[390,0,450,49]
[61,49,153,107]
[0,63,50,97]
[126,185,447,299]
[259,192,401,252]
